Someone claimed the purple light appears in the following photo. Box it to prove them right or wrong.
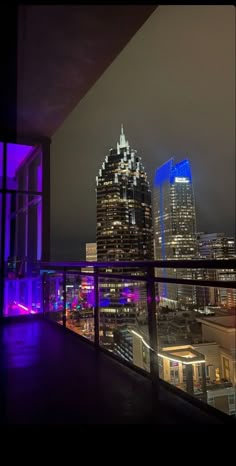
[7,143,34,178]
[100,298,110,307]
[119,297,126,305]
[14,302,31,313]
[0,142,3,187]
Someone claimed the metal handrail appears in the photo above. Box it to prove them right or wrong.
[41,258,236,270]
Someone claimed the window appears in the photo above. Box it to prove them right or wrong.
[0,141,45,317]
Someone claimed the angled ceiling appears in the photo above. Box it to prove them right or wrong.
[17,5,157,140]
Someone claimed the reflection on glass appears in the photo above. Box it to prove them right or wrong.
[44,273,63,325]
[5,193,42,265]
[44,271,95,340]
[3,193,42,317]
[41,265,236,418]
[4,276,42,316]
[65,273,95,341]
[98,277,149,369]
[7,143,42,192]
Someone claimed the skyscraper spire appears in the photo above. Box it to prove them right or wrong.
[119,124,127,148]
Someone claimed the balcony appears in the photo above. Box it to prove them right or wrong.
[1,259,235,424]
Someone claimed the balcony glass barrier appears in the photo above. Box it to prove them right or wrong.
[65,272,95,341]
[4,261,42,317]
[98,276,149,368]
[30,261,236,418]
[43,272,64,325]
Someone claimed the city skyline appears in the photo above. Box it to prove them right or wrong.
[53,119,234,261]
[51,6,235,260]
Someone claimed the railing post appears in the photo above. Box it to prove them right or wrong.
[94,268,100,347]
[42,272,46,314]
[63,268,66,327]
[201,362,207,402]
[146,266,159,385]
[42,272,50,314]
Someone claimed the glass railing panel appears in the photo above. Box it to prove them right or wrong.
[155,275,236,418]
[98,275,150,372]
[43,272,63,325]
[65,272,95,342]
[3,274,42,316]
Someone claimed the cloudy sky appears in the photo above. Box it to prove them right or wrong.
[51,5,235,260]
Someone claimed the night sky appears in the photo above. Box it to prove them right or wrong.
[51,6,235,261]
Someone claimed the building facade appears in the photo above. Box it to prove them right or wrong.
[96,126,153,347]
[153,158,197,306]
[96,125,153,261]
[197,233,236,310]
[86,243,97,262]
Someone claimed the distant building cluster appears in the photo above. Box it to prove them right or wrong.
[93,125,235,310]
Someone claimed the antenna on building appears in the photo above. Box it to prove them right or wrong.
[120,124,126,148]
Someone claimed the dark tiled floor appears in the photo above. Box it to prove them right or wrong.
[0,318,226,424]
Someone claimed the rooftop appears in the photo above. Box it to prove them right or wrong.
[197,315,236,330]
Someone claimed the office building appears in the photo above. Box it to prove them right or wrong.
[153,158,197,306]
[96,126,153,346]
[197,233,236,310]
[86,243,97,262]
[96,125,153,261]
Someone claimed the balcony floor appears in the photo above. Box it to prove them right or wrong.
[0,318,227,424]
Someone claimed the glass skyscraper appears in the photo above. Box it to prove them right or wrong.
[153,158,197,306]
[96,125,153,261]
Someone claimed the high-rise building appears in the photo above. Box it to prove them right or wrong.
[197,233,236,310]
[153,158,197,306]
[86,243,97,262]
[96,126,153,348]
[197,233,235,259]
[96,125,153,261]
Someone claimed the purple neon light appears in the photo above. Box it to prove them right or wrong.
[16,302,29,311]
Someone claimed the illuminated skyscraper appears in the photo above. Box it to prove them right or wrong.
[153,158,197,305]
[153,158,196,261]
[96,126,153,347]
[86,243,97,262]
[197,233,236,310]
[96,125,153,261]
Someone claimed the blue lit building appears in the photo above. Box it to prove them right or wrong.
[153,158,197,305]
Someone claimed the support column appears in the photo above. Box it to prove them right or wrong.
[186,364,194,395]
[94,269,100,347]
[62,269,66,327]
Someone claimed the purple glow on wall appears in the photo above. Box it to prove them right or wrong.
[7,143,34,178]
[37,160,42,192]
[4,277,42,317]
[37,197,42,260]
